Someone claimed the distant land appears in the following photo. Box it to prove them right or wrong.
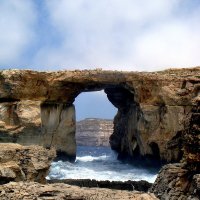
[76,118,113,147]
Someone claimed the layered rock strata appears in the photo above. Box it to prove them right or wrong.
[0,143,56,184]
[76,118,113,146]
[0,67,199,162]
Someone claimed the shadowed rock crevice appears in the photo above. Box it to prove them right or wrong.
[105,86,164,165]
[149,142,160,159]
[105,86,140,156]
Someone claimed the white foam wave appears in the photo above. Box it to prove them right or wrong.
[48,164,158,183]
[76,155,108,162]
[47,146,159,183]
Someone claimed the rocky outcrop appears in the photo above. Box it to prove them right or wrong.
[76,118,113,146]
[0,67,199,162]
[150,97,200,199]
[150,163,200,199]
[0,181,158,200]
[0,143,56,184]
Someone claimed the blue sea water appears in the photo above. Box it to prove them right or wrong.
[47,146,158,183]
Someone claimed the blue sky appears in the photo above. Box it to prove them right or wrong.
[74,91,117,121]
[0,0,200,120]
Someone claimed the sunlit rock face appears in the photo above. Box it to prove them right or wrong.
[0,68,199,163]
[0,100,76,161]
[0,100,41,145]
[41,103,76,161]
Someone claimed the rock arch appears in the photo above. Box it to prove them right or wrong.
[40,84,140,162]
[0,68,199,163]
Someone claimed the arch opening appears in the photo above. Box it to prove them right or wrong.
[47,87,158,183]
[70,85,142,163]
[74,90,116,147]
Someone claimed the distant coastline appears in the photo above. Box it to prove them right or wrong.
[76,118,113,147]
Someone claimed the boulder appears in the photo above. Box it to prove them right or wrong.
[0,143,56,184]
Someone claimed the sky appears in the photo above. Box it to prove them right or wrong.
[74,91,117,121]
[0,0,200,120]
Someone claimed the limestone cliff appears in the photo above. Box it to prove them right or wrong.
[76,118,113,146]
[0,67,199,163]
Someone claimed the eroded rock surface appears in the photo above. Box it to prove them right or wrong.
[150,99,200,199]
[150,163,200,200]
[0,68,199,162]
[0,181,158,200]
[0,143,56,184]
[0,100,41,145]
[76,118,113,146]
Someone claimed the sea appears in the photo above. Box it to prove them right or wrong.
[47,146,158,183]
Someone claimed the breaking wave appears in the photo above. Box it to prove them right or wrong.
[47,146,158,183]
[76,155,108,162]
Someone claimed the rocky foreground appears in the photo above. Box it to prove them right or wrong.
[0,143,55,184]
[0,182,157,200]
[48,179,152,192]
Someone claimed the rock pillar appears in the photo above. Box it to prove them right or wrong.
[41,103,76,162]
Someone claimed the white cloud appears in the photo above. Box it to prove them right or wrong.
[1,0,200,71]
[0,0,36,66]
[133,18,200,71]
[32,0,200,71]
